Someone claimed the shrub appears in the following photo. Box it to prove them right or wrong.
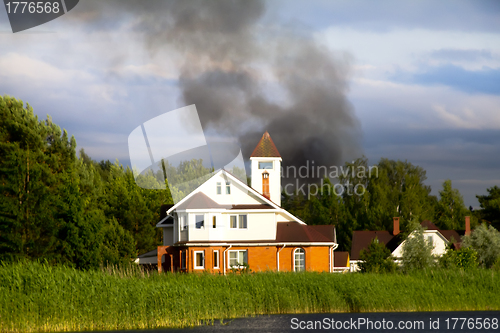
[358,238,397,273]
[462,223,500,268]
[439,247,478,269]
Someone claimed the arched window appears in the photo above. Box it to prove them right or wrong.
[294,248,305,272]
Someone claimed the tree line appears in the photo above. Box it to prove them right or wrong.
[282,158,500,252]
[0,96,174,268]
[1,95,499,268]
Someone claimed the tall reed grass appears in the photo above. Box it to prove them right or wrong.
[0,261,499,332]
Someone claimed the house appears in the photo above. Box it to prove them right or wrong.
[155,132,338,273]
[332,251,350,273]
[350,216,471,271]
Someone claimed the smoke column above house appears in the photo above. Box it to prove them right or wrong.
[73,0,363,181]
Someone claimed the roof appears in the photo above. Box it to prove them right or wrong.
[250,132,281,158]
[276,222,334,243]
[159,204,175,220]
[351,230,394,260]
[334,251,350,267]
[176,192,227,210]
[137,249,157,258]
[230,204,274,210]
[420,220,440,230]
[158,215,174,226]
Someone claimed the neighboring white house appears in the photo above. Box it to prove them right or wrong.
[350,217,470,271]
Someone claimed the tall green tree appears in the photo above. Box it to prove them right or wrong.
[434,180,468,230]
[0,96,71,262]
[476,186,500,230]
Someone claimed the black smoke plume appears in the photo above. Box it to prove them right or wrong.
[74,0,362,182]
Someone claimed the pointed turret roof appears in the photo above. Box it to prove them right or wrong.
[250,131,281,158]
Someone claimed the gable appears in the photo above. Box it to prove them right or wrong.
[197,172,266,206]
[391,230,450,258]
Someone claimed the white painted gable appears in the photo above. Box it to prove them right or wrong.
[391,230,450,258]
[197,171,265,206]
[160,169,303,245]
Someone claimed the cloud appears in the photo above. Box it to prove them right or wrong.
[349,77,500,131]
[395,65,500,95]
[0,53,93,85]
[429,49,494,62]
[272,0,500,33]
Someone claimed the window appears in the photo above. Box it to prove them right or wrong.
[238,215,247,229]
[230,215,237,228]
[259,161,273,169]
[294,248,305,272]
[212,216,216,228]
[229,250,247,267]
[181,251,186,269]
[180,216,187,230]
[194,251,204,269]
[195,215,204,229]
[428,235,433,245]
[226,181,231,194]
[216,182,221,195]
[213,250,219,269]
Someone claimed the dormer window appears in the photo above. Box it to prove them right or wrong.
[216,182,221,194]
[259,161,273,169]
[225,181,231,194]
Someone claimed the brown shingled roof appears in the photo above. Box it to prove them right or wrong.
[176,192,228,210]
[230,204,274,210]
[350,230,394,260]
[334,251,350,267]
[250,132,281,158]
[276,222,334,243]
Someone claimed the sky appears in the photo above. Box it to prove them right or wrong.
[0,0,499,208]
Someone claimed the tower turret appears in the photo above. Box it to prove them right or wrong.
[250,132,282,206]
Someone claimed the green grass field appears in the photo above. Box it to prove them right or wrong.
[1,261,499,332]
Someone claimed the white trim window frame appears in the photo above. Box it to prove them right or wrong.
[294,248,305,272]
[213,250,220,269]
[228,250,247,268]
[216,182,221,195]
[226,181,231,194]
[194,251,205,270]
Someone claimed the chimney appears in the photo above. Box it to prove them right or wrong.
[393,217,400,236]
[465,216,471,236]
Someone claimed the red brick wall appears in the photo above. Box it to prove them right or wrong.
[158,245,332,273]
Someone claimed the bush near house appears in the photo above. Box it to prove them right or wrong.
[358,238,397,273]
[462,223,500,268]
[439,247,478,269]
